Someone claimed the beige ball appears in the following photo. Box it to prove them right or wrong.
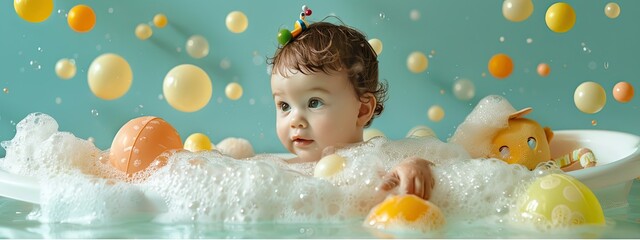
[217,137,255,159]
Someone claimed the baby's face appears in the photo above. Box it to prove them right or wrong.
[271,69,364,162]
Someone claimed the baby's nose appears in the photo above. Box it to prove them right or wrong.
[290,114,308,129]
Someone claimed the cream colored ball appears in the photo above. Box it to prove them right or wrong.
[135,23,153,40]
[55,58,76,80]
[226,11,248,33]
[225,82,243,100]
[428,105,445,122]
[217,137,255,159]
[368,38,383,55]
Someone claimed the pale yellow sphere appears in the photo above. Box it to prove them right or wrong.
[604,2,621,19]
[55,58,76,80]
[574,81,606,114]
[502,0,534,22]
[163,64,212,112]
[226,11,248,33]
[407,51,429,73]
[184,133,214,152]
[135,23,153,40]
[153,13,168,28]
[87,53,133,100]
[314,154,346,178]
[364,128,385,141]
[406,125,437,138]
[428,105,445,122]
[217,137,255,159]
[368,38,383,55]
[186,35,210,59]
[225,82,243,100]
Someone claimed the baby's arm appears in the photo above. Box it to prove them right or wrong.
[378,157,435,200]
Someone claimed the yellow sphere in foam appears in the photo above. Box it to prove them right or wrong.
[574,81,606,114]
[502,0,534,22]
[163,64,212,112]
[153,13,168,28]
[226,11,248,33]
[545,2,576,33]
[406,125,436,138]
[428,105,445,122]
[135,23,153,40]
[55,58,76,80]
[368,38,383,55]
[87,53,133,100]
[314,154,346,178]
[364,195,446,232]
[225,82,243,100]
[517,174,605,227]
[407,51,429,73]
[184,133,214,152]
[364,128,385,141]
[14,0,53,23]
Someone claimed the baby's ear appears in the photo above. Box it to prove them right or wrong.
[357,93,376,127]
[543,126,554,143]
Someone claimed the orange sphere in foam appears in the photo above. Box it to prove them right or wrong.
[488,53,514,79]
[109,116,182,175]
[364,195,445,232]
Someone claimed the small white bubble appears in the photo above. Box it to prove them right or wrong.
[91,109,99,116]
[379,12,386,19]
[158,94,164,100]
[526,38,533,44]
[220,58,231,69]
[96,45,102,51]
[37,47,43,52]
[87,137,95,143]
[499,36,505,42]
[108,8,114,14]
[55,97,62,104]
[588,61,597,70]
[217,96,223,104]
[603,61,609,70]
[249,98,255,105]
[410,9,420,21]
[176,47,182,53]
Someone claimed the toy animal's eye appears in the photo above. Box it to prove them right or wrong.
[499,146,510,159]
[527,137,537,149]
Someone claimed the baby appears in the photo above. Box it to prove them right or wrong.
[268,20,435,200]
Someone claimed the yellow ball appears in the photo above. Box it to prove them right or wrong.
[55,58,76,80]
[184,133,213,152]
[314,154,346,178]
[545,2,576,33]
[163,64,213,112]
[153,13,168,28]
[368,38,383,55]
[364,195,446,232]
[87,53,133,100]
[14,0,53,23]
[574,81,606,114]
[226,11,248,33]
[604,2,620,19]
[406,125,436,138]
[135,23,153,40]
[502,0,534,22]
[364,128,385,141]
[428,105,445,122]
[407,51,429,73]
[518,174,605,227]
[225,82,243,100]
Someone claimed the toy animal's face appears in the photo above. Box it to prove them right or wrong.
[490,118,552,170]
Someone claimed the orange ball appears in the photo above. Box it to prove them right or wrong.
[537,63,551,77]
[613,82,634,103]
[488,53,514,79]
[67,4,96,33]
[109,116,183,175]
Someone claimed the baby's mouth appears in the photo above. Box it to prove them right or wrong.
[293,137,314,147]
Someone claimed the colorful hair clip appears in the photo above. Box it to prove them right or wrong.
[277,5,313,45]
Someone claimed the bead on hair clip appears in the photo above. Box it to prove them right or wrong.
[277,5,312,45]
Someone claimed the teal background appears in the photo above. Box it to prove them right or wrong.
[1,0,639,157]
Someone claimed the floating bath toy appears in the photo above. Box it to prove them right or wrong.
[517,173,605,227]
[67,4,96,33]
[216,137,255,159]
[314,154,346,178]
[184,133,214,152]
[277,5,312,45]
[109,116,183,175]
[545,2,576,33]
[14,0,53,23]
[364,194,446,233]
[488,53,513,79]
[153,13,168,28]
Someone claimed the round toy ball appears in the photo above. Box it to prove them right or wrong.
[488,53,514,79]
[364,128,385,141]
[364,195,446,233]
[453,78,475,101]
[163,64,212,112]
[574,81,606,114]
[184,133,214,152]
[517,174,605,228]
[109,116,182,175]
[217,137,255,159]
[407,51,429,73]
[368,38,383,55]
[613,81,634,103]
[14,0,54,23]
[153,13,168,28]
[545,2,576,33]
[537,63,551,77]
[186,35,210,59]
[55,58,76,80]
[135,23,153,40]
[87,53,133,100]
[406,125,437,138]
[502,0,534,22]
[428,105,445,122]
[225,82,243,100]
[277,29,292,45]
[67,4,96,33]
[604,2,620,19]
[314,154,346,178]
[226,11,248,33]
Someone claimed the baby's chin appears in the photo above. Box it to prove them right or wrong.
[292,149,322,163]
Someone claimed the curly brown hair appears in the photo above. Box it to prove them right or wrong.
[268,22,388,127]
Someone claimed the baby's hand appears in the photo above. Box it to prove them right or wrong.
[378,157,435,200]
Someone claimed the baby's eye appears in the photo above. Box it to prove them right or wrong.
[308,98,324,108]
[499,146,510,159]
[278,102,291,112]
[527,137,537,150]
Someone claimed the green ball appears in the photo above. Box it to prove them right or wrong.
[277,29,292,45]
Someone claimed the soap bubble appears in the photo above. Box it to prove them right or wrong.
[574,81,606,114]
[226,11,248,33]
[87,53,133,100]
[604,2,620,19]
[163,64,212,112]
[225,82,243,100]
[545,2,576,33]
[502,0,534,22]
[14,0,53,23]
[135,23,152,40]
[55,58,76,80]
[453,78,475,101]
[368,38,383,55]
[428,105,445,122]
[407,51,428,73]
[186,35,209,59]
